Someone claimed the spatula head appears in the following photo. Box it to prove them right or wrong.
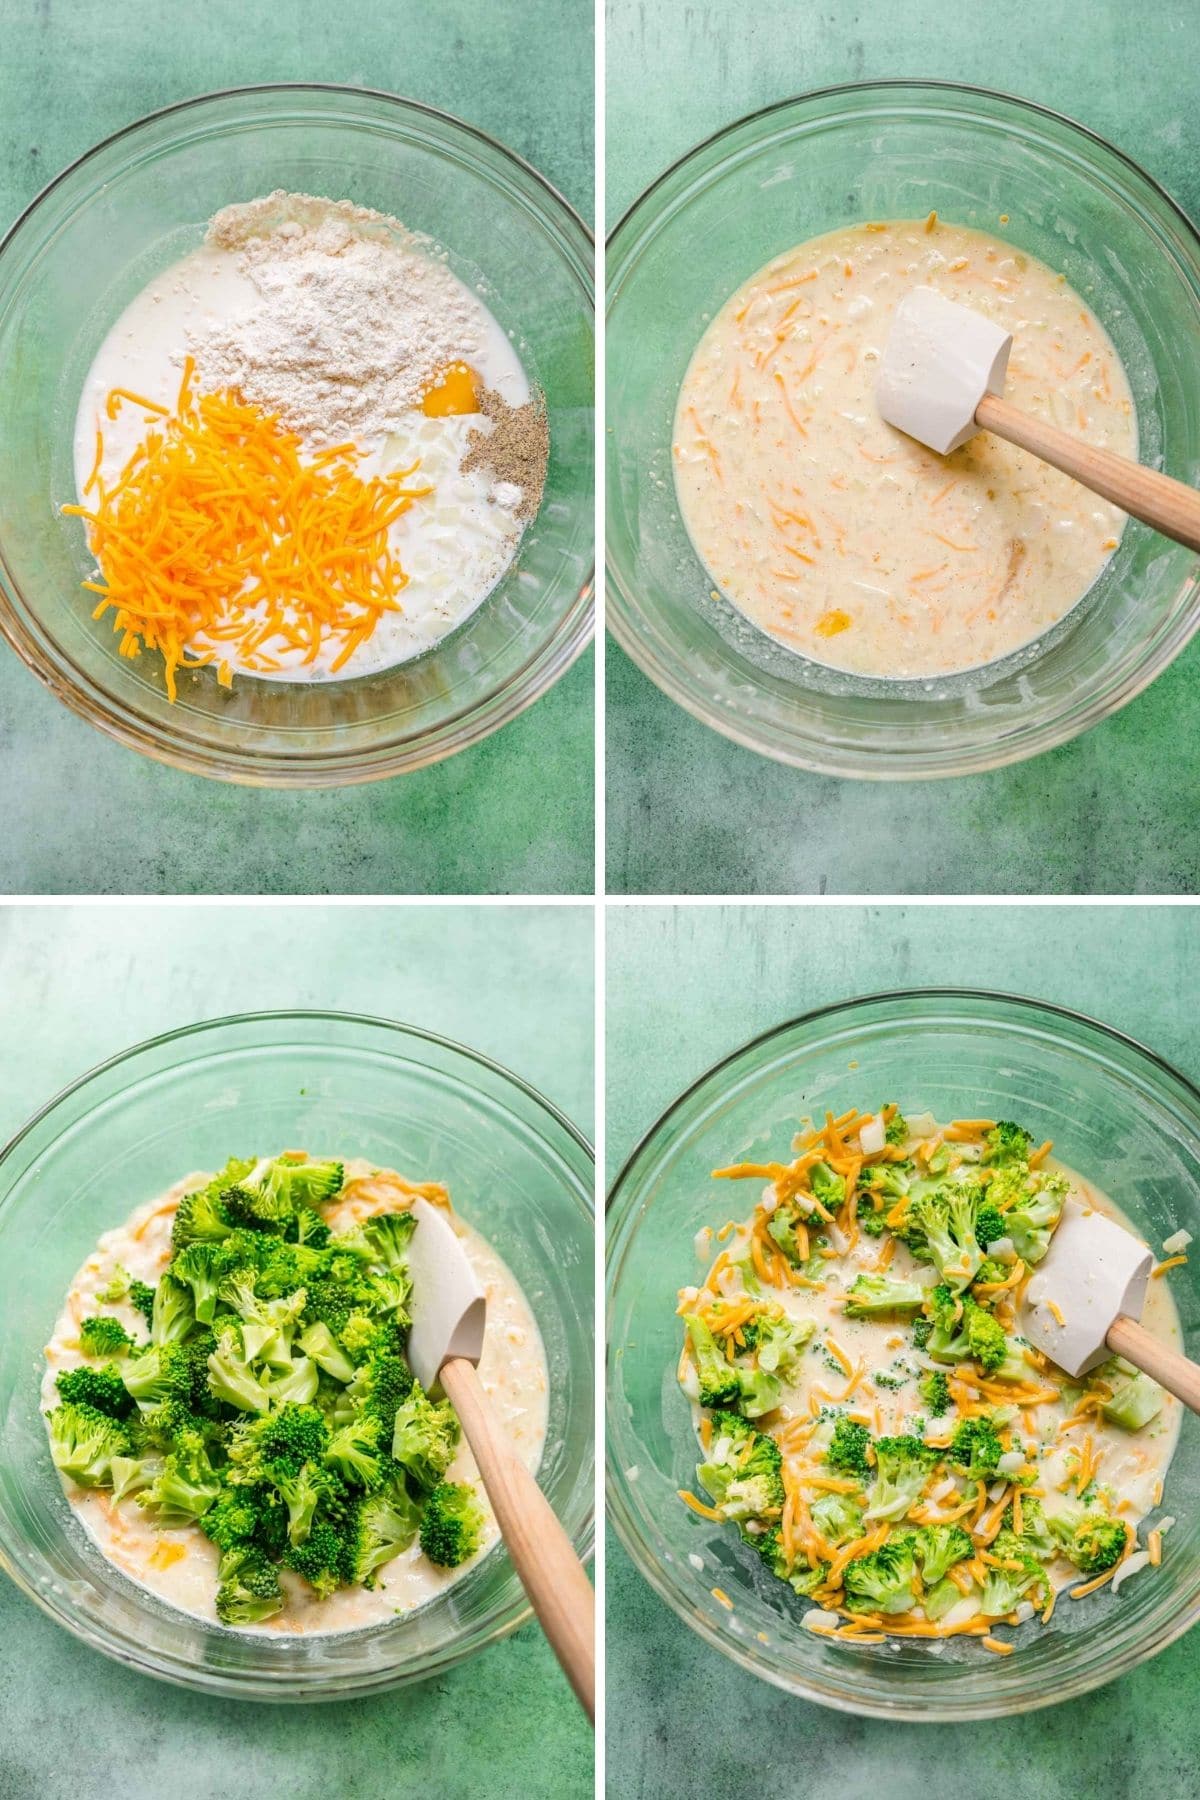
[1021,1199,1153,1377]
[876,286,1013,454]
[405,1197,487,1393]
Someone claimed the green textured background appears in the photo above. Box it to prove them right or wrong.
[606,903,1200,1798]
[606,0,1200,895]
[0,0,594,896]
[0,902,594,1800]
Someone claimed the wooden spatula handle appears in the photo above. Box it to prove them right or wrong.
[440,1356,595,1721]
[1106,1315,1200,1415]
[976,392,1200,555]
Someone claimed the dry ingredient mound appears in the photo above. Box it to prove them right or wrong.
[190,191,480,447]
[464,388,549,522]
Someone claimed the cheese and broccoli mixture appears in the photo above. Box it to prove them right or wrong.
[677,1108,1183,1653]
[43,1152,547,1633]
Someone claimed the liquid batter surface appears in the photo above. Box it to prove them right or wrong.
[673,219,1136,680]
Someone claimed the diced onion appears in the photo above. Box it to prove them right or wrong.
[988,1236,1016,1261]
[997,1451,1025,1476]
[930,1478,956,1502]
[694,1226,713,1261]
[678,1285,699,1305]
[688,1552,705,1571]
[907,1111,936,1137]
[761,1186,780,1215]
[825,1223,849,1255]
[1163,1229,1193,1254]
[911,1267,939,1289]
[1111,1551,1151,1593]
[1159,1515,1177,1535]
[1012,1601,1036,1625]
[988,1480,1007,1503]
[859,1115,886,1156]
[803,1609,842,1633]
[625,1465,640,1481]
[717,1266,740,1296]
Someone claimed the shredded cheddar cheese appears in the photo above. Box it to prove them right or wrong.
[63,363,431,700]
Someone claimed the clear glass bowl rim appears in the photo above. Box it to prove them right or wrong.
[0,1005,596,1700]
[605,984,1200,1718]
[605,78,1200,780]
[0,83,596,787]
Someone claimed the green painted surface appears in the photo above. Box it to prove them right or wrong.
[606,0,1200,895]
[606,903,1200,1797]
[0,902,594,1800]
[0,0,594,897]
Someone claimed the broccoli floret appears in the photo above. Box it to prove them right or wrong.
[418,1480,485,1569]
[864,1436,935,1523]
[947,1415,1003,1481]
[47,1402,130,1488]
[923,1575,966,1621]
[201,1483,266,1553]
[975,1203,1006,1247]
[350,1480,422,1585]
[326,1415,385,1490]
[109,1453,162,1505]
[915,1522,973,1585]
[360,1210,417,1274]
[983,1122,1032,1167]
[207,1327,271,1414]
[963,1299,1009,1376]
[1005,1176,1068,1267]
[170,1243,234,1325]
[905,1186,984,1291]
[1000,1495,1055,1559]
[684,1314,742,1410]
[56,1362,135,1420]
[96,1265,132,1303]
[810,1163,846,1213]
[911,1317,933,1351]
[219,1276,308,1369]
[298,1321,357,1385]
[1049,1507,1126,1575]
[136,1446,222,1527]
[811,1491,864,1548]
[826,1416,873,1483]
[918,1369,951,1417]
[885,1110,909,1146]
[973,1256,1011,1289]
[346,1345,415,1437]
[844,1274,925,1318]
[260,1155,345,1213]
[390,1384,460,1491]
[697,1424,784,1522]
[844,1536,918,1614]
[129,1280,156,1330]
[857,1208,888,1239]
[859,1161,911,1202]
[273,1463,330,1546]
[282,1516,348,1597]
[748,1308,815,1377]
[264,1352,319,1407]
[150,1273,195,1346]
[79,1316,137,1359]
[171,1160,254,1249]
[980,1528,1047,1616]
[925,1283,972,1364]
[122,1338,214,1414]
[215,1545,284,1625]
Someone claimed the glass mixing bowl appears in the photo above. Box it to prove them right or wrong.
[607,83,1200,778]
[0,1011,594,1699]
[0,86,594,785]
[607,990,1200,1717]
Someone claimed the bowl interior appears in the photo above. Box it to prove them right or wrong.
[606,991,1200,1717]
[0,87,594,783]
[607,84,1200,777]
[0,1012,594,1698]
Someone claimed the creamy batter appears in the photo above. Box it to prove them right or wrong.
[674,219,1136,679]
[71,212,533,682]
[43,1161,548,1635]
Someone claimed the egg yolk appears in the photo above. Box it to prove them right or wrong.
[421,363,481,417]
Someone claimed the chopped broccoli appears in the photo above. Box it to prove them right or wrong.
[47,1402,130,1488]
[844,1274,925,1318]
[360,1210,417,1273]
[79,1316,137,1359]
[963,1299,1009,1376]
[129,1279,156,1330]
[418,1480,485,1569]
[844,1536,918,1614]
[743,1307,815,1377]
[170,1242,234,1325]
[974,1203,1006,1247]
[215,1546,284,1625]
[346,1344,415,1436]
[390,1383,459,1491]
[980,1529,1047,1616]
[810,1163,846,1213]
[227,1403,330,1485]
[171,1160,255,1249]
[1005,1177,1067,1267]
[109,1453,162,1505]
[136,1446,222,1527]
[1049,1506,1126,1575]
[350,1480,422,1584]
[207,1327,271,1414]
[885,1109,909,1146]
[150,1273,195,1346]
[826,1416,873,1483]
[96,1265,133,1303]
[918,1369,951,1416]
[925,1283,972,1364]
[697,1424,784,1522]
[947,1415,1003,1482]
[811,1491,864,1548]
[325,1415,384,1490]
[864,1436,936,1523]
[983,1122,1032,1167]
[55,1362,135,1420]
[298,1321,357,1385]
[905,1186,985,1291]
[923,1575,966,1621]
[857,1208,889,1239]
[684,1314,780,1417]
[915,1522,972,1585]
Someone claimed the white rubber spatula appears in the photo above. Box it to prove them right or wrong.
[406,1199,595,1720]
[877,286,1200,554]
[1020,1197,1200,1410]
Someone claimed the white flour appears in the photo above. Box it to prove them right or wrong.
[188,190,480,447]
